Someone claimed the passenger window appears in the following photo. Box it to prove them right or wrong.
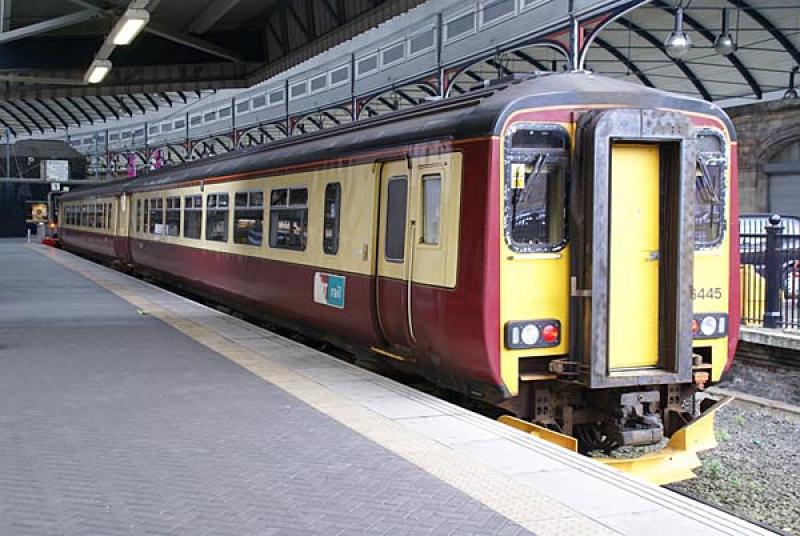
[149,198,164,234]
[269,187,308,251]
[143,199,149,233]
[323,183,341,255]
[385,176,408,262]
[136,199,142,232]
[695,131,726,248]
[422,174,441,245]
[108,203,114,230]
[165,197,181,236]
[504,124,568,252]
[206,193,229,242]
[183,195,202,239]
[234,191,264,246]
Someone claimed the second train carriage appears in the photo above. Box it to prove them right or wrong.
[59,72,739,470]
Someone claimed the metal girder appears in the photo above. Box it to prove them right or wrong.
[322,111,341,124]
[284,0,312,40]
[19,100,56,131]
[615,17,712,101]
[177,91,188,103]
[111,95,133,117]
[651,0,761,99]
[49,99,81,126]
[5,102,45,133]
[394,89,419,106]
[511,49,549,72]
[485,58,513,77]
[187,0,245,34]
[377,96,398,111]
[96,96,119,120]
[0,9,99,44]
[726,0,800,66]
[79,96,106,123]
[142,93,159,111]
[127,94,146,114]
[66,97,94,125]
[159,92,172,106]
[0,103,31,135]
[33,99,70,129]
[593,36,654,88]
[145,22,243,63]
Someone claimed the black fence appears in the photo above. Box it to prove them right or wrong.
[740,215,800,330]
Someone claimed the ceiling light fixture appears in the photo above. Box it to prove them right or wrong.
[714,8,735,56]
[110,8,150,46]
[84,59,112,84]
[664,6,692,59]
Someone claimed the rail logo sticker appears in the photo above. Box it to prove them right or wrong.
[314,272,346,309]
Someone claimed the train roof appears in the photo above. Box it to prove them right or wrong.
[63,72,734,200]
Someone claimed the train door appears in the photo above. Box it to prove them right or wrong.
[608,143,660,369]
[375,160,414,350]
[115,193,132,262]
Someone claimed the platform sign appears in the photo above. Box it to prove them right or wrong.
[40,160,69,182]
[313,272,346,309]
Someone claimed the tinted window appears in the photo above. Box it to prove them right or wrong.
[385,177,408,262]
[149,198,164,234]
[695,131,726,248]
[504,125,568,252]
[422,174,441,245]
[323,183,341,255]
[206,193,229,242]
[234,191,264,246]
[165,197,180,236]
[269,187,308,251]
[183,195,202,239]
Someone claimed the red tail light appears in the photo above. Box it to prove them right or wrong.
[542,324,559,343]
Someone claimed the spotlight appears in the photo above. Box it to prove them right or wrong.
[664,7,692,59]
[713,9,735,56]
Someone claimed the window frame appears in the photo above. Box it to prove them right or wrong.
[183,195,203,240]
[384,176,409,263]
[694,128,728,250]
[421,174,443,246]
[205,193,230,243]
[479,0,517,29]
[268,186,309,252]
[233,191,265,246]
[503,123,569,254]
[323,182,342,255]
[165,196,181,237]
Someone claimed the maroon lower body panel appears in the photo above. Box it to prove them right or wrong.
[61,228,117,259]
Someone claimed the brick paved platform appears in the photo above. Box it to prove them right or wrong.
[0,240,772,536]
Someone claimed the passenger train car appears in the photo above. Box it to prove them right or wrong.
[59,72,739,458]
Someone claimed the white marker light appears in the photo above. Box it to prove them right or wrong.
[84,59,112,84]
[520,324,540,346]
[111,8,150,46]
[700,316,717,337]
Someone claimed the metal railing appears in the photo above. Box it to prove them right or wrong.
[740,215,800,330]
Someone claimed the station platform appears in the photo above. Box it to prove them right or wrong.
[0,239,774,536]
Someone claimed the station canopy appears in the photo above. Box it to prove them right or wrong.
[0,0,798,137]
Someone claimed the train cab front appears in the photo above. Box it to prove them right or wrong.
[497,104,736,460]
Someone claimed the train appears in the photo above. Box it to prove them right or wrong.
[58,72,739,465]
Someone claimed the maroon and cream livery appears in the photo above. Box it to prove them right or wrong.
[60,72,739,454]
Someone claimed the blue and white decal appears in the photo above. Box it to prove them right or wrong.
[313,272,346,309]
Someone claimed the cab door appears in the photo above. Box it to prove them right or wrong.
[375,160,414,349]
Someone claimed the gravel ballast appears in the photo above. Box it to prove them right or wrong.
[669,403,800,534]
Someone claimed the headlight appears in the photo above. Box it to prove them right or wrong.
[506,320,561,349]
[693,313,727,339]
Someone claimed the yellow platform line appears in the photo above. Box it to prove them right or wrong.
[36,245,621,536]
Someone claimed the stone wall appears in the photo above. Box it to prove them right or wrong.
[726,99,800,213]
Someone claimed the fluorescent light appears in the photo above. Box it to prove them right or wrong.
[84,59,112,84]
[110,8,150,45]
